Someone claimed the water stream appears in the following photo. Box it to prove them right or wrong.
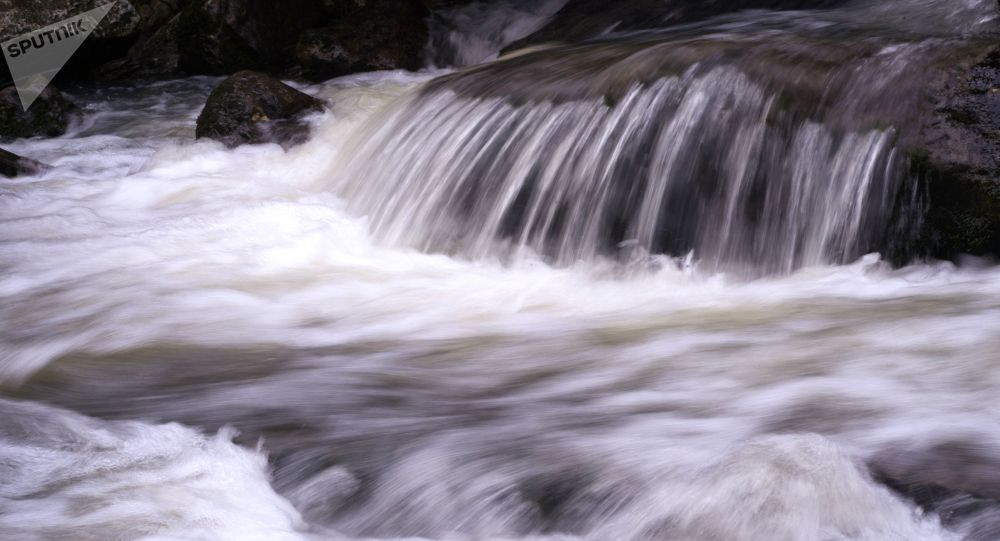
[2,1,1000,540]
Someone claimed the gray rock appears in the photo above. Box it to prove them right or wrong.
[286,465,360,519]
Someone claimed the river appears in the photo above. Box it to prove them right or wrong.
[2,1,1000,540]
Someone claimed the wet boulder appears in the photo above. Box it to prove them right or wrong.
[0,84,77,140]
[0,147,49,177]
[195,70,324,148]
[293,0,430,81]
[912,44,1000,259]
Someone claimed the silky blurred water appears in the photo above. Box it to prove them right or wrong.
[2,1,1000,540]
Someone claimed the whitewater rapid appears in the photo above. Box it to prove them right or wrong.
[1,71,999,541]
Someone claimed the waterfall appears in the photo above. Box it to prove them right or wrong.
[334,42,924,275]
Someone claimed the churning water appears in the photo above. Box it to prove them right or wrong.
[3,1,1000,540]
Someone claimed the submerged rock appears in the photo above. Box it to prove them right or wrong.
[0,147,49,177]
[870,438,1000,536]
[0,85,76,141]
[871,438,1000,503]
[195,70,324,148]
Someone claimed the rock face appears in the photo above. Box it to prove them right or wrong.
[195,71,324,148]
[0,85,76,140]
[293,0,429,81]
[169,0,428,78]
[174,0,317,75]
[0,0,184,82]
[2,0,431,81]
[913,44,1000,259]
[0,147,49,177]
[0,0,141,39]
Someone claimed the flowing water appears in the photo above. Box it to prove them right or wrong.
[3,1,1000,540]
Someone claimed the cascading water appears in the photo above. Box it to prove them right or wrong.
[3,1,1000,541]
[338,68,908,274]
[340,3,988,274]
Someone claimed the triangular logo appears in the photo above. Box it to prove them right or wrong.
[2,2,116,111]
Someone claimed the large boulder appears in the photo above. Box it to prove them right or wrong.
[195,70,324,148]
[911,44,1000,259]
[0,147,49,177]
[0,84,76,140]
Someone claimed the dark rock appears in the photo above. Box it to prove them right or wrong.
[870,438,1000,536]
[133,0,182,33]
[503,0,848,53]
[93,1,185,79]
[0,0,153,82]
[871,438,1000,503]
[174,0,327,75]
[5,0,434,83]
[195,70,324,148]
[294,0,430,81]
[0,85,77,141]
[0,0,141,40]
[0,147,49,177]
[94,12,183,79]
[911,44,1000,259]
